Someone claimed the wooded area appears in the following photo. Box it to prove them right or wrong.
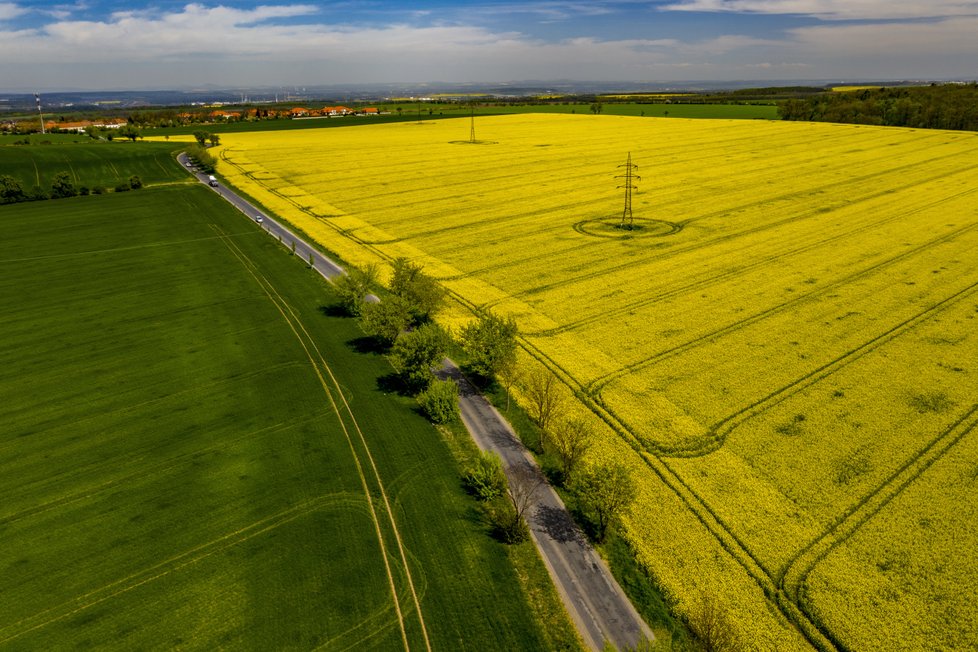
[778,83,978,131]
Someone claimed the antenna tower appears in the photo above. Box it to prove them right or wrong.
[615,152,640,229]
[35,93,45,134]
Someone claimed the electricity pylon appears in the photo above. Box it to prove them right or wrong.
[469,104,476,143]
[615,152,640,229]
[35,93,45,134]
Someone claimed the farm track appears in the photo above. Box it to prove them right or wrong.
[210,225,432,652]
[587,211,978,394]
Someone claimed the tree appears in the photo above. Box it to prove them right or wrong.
[388,322,448,392]
[49,172,76,199]
[590,102,603,115]
[500,464,545,543]
[208,133,221,147]
[496,355,520,413]
[688,595,741,652]
[521,366,565,448]
[549,417,594,485]
[463,451,506,501]
[418,378,459,424]
[334,263,379,316]
[193,130,209,146]
[358,295,413,346]
[575,462,637,542]
[118,125,140,142]
[128,175,143,190]
[459,310,518,384]
[0,175,26,204]
[389,257,446,324]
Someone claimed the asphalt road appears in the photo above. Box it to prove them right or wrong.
[178,153,345,280]
[181,153,653,650]
[439,363,654,651]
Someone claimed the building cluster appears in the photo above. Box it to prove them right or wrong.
[41,118,128,132]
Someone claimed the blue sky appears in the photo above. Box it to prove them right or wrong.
[1,1,976,90]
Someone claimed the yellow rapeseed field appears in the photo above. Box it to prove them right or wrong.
[218,114,978,650]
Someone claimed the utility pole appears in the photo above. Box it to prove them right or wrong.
[615,152,640,230]
[469,104,476,143]
[35,93,45,134]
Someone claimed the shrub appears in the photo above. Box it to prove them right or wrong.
[128,175,143,190]
[114,182,131,193]
[418,378,459,424]
[463,451,506,501]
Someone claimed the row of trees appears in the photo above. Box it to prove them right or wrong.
[778,83,978,131]
[193,131,221,147]
[185,144,217,173]
[332,254,737,650]
[0,173,142,204]
[334,256,638,544]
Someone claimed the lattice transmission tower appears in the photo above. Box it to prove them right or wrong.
[469,104,476,143]
[615,152,640,229]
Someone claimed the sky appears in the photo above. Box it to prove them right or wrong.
[1,1,976,90]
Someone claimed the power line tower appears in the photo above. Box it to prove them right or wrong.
[615,152,640,229]
[35,93,45,134]
[469,104,476,143]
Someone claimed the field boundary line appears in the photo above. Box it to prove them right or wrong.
[211,225,431,651]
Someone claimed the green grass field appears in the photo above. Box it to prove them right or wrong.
[0,185,577,650]
[0,140,187,190]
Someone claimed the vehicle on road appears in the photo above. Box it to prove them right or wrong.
[255,215,264,224]
[207,175,219,187]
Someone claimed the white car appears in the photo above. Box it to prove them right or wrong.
[255,215,264,224]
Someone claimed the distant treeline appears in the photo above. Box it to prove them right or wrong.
[778,83,978,131]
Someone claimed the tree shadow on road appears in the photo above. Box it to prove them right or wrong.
[534,504,586,546]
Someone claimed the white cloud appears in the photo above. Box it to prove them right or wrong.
[659,0,978,20]
[1,2,976,89]
[0,2,27,21]
[789,16,978,55]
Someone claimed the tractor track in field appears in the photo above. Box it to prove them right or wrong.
[586,213,978,395]
[498,144,978,306]
[212,136,978,652]
[528,176,978,338]
[778,404,978,608]
[210,224,431,652]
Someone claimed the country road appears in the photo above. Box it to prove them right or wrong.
[439,363,654,651]
[182,153,653,650]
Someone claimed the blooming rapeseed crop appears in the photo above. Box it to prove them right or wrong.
[219,114,978,649]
